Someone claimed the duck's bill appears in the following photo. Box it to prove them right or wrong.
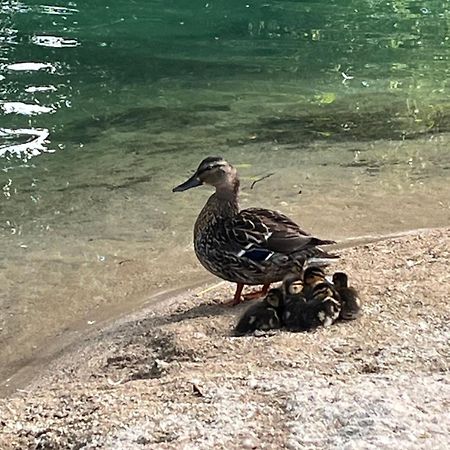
[172,174,203,192]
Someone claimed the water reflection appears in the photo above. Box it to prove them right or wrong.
[31,35,80,48]
[24,85,57,93]
[35,4,78,16]
[0,128,50,158]
[1,1,450,159]
[1,101,54,115]
[0,1,78,159]
[5,62,56,72]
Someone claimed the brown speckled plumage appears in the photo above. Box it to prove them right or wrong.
[173,156,338,302]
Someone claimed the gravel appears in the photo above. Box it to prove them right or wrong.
[0,228,449,449]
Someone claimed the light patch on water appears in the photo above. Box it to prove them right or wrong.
[31,35,80,48]
[6,62,56,72]
[0,101,55,115]
[0,27,18,45]
[0,2,30,14]
[24,85,57,93]
[0,128,51,158]
[36,5,79,15]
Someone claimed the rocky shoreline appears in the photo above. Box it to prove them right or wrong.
[1,228,449,449]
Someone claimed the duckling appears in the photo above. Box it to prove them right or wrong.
[332,272,362,320]
[281,275,308,331]
[303,266,341,327]
[302,282,342,328]
[302,266,327,297]
[234,288,283,336]
[282,273,341,330]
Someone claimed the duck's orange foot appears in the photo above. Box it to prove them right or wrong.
[223,283,271,307]
[222,297,245,307]
[220,283,245,307]
[242,288,269,301]
[244,283,271,300]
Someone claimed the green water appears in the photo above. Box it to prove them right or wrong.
[1,1,450,391]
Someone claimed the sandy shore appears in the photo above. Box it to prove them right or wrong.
[1,228,449,449]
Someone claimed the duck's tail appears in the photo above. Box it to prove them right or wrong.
[288,244,339,274]
[305,255,339,268]
[304,246,339,268]
[309,237,336,247]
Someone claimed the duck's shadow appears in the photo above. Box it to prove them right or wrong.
[156,299,245,327]
[125,298,248,334]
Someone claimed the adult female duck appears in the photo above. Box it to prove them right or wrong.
[173,156,337,305]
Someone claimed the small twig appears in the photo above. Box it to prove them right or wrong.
[192,383,204,397]
[250,172,275,189]
[195,281,226,297]
[118,259,133,266]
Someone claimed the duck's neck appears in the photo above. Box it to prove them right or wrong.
[216,177,240,202]
[210,178,240,216]
[195,179,240,234]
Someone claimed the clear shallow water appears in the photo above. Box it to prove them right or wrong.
[1,1,450,388]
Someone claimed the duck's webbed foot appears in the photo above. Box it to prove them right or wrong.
[223,283,271,306]
[222,283,245,307]
[242,283,271,301]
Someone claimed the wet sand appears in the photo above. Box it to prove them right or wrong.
[0,227,449,449]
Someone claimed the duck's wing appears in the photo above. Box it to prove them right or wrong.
[229,207,335,255]
[245,208,311,236]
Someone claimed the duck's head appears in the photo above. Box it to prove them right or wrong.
[303,266,326,286]
[332,271,348,288]
[172,156,238,192]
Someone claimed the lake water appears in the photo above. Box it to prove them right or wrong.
[1,0,449,390]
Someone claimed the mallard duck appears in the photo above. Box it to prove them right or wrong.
[234,288,283,336]
[282,272,340,330]
[332,272,362,320]
[173,156,338,305]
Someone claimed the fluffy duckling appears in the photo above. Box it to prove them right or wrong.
[281,275,308,331]
[282,272,341,330]
[302,266,327,294]
[332,272,362,320]
[234,288,283,336]
[301,266,341,328]
[303,282,342,328]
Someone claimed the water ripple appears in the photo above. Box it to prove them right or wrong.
[31,35,80,48]
[24,85,57,93]
[35,5,79,16]
[0,128,52,159]
[6,62,56,72]
[0,101,55,115]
